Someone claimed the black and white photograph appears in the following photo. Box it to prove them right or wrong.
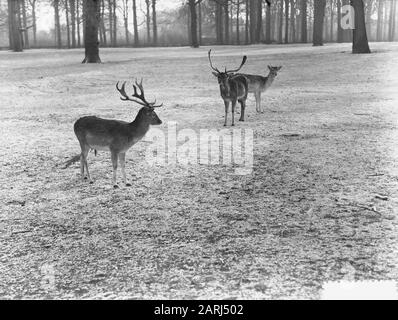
[0,0,398,302]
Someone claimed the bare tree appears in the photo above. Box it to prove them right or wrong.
[388,0,396,41]
[27,0,37,46]
[313,0,326,46]
[120,0,130,44]
[265,0,271,43]
[351,0,370,53]
[65,0,71,48]
[245,0,249,44]
[112,0,117,45]
[145,0,151,44]
[70,0,77,47]
[8,0,23,51]
[284,0,288,43]
[188,0,202,48]
[132,0,139,45]
[82,0,101,63]
[301,0,307,42]
[20,0,29,48]
[152,0,157,45]
[54,0,62,48]
[108,0,113,45]
[77,0,81,46]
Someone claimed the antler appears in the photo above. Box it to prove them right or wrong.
[208,49,220,74]
[208,49,247,74]
[226,55,247,73]
[116,80,163,108]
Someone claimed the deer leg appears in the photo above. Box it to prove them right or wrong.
[255,92,261,113]
[79,152,85,180]
[224,100,229,127]
[259,93,264,113]
[231,100,237,126]
[119,153,131,187]
[239,100,246,121]
[81,147,93,184]
[111,151,119,188]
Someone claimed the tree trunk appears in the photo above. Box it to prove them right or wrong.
[290,0,295,42]
[108,0,113,45]
[70,0,77,47]
[330,0,334,41]
[279,0,283,43]
[249,0,256,43]
[124,18,129,45]
[255,0,262,43]
[284,0,289,43]
[337,0,343,42]
[66,0,71,48]
[376,0,383,41]
[236,0,240,44]
[189,0,199,47]
[313,0,326,46]
[392,0,397,41]
[145,0,151,44]
[122,0,129,45]
[224,1,230,44]
[216,1,223,44]
[198,1,202,45]
[245,0,249,44]
[30,0,37,46]
[152,0,158,45]
[54,0,62,48]
[301,0,307,42]
[77,0,81,46]
[112,0,117,46]
[383,0,388,41]
[265,0,271,43]
[8,0,23,51]
[99,0,107,46]
[82,0,101,63]
[132,0,139,45]
[351,0,371,53]
[389,0,396,41]
[21,0,29,48]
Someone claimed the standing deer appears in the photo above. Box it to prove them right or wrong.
[238,65,282,113]
[71,80,163,188]
[208,50,249,126]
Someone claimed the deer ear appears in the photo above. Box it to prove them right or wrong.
[212,72,218,77]
[278,66,283,70]
[268,65,272,70]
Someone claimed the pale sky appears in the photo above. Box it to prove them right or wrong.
[35,0,184,32]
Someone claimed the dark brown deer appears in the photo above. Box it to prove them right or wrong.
[71,80,163,188]
[208,50,249,126]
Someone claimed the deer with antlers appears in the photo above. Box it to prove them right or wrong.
[70,79,163,188]
[208,50,249,126]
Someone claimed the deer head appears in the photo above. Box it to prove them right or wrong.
[208,49,247,92]
[267,65,282,77]
[116,79,162,125]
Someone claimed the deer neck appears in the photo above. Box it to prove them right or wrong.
[129,113,151,139]
[265,72,277,85]
[220,79,233,98]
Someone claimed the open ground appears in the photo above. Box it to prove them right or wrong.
[0,43,398,299]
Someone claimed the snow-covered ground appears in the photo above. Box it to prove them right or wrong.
[0,43,398,299]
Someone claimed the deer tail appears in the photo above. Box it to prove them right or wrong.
[62,154,81,169]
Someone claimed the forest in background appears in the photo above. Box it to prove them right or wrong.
[0,0,397,50]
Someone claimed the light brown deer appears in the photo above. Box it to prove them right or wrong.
[238,65,282,113]
[208,50,249,126]
[69,80,163,188]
